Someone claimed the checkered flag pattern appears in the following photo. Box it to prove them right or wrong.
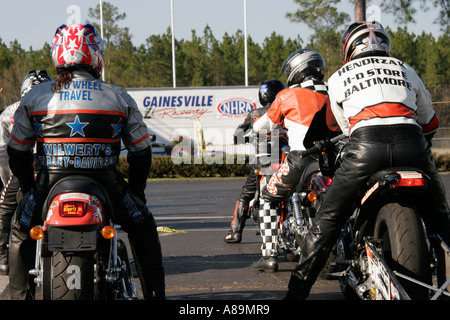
[258,198,280,257]
[295,79,328,95]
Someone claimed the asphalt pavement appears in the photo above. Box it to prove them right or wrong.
[146,177,343,300]
[1,173,450,302]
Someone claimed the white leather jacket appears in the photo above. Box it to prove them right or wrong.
[0,101,19,183]
[328,56,438,136]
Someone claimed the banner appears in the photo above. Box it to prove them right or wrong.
[127,86,261,148]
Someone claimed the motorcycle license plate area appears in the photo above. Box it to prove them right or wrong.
[365,241,409,300]
[47,225,97,251]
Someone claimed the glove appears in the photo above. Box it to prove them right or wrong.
[127,146,152,204]
[424,131,435,149]
[7,146,34,194]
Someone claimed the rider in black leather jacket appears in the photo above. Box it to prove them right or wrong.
[223,80,287,244]
[7,24,165,300]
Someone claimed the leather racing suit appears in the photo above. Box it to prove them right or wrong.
[224,106,288,243]
[7,70,165,299]
[0,102,22,273]
[253,79,339,259]
[286,56,450,299]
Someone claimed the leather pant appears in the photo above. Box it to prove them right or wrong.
[0,175,20,266]
[257,151,316,257]
[261,151,316,202]
[287,124,450,298]
[9,169,165,299]
[238,163,258,204]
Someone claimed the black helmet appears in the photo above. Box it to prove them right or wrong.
[341,21,390,64]
[20,70,52,98]
[258,79,287,107]
[281,49,325,86]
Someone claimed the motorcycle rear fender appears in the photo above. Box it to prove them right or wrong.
[41,174,114,223]
[361,167,430,206]
[295,160,320,192]
[45,192,104,227]
[354,167,430,235]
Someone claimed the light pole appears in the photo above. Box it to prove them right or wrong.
[244,0,248,87]
[99,0,105,81]
[171,0,176,88]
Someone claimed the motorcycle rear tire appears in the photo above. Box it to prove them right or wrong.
[43,251,95,300]
[373,202,431,300]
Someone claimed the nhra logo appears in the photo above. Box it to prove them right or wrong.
[217,98,256,116]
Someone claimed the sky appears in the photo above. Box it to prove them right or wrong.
[0,0,444,50]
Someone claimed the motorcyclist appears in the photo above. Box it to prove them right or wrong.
[285,21,450,299]
[251,49,340,272]
[7,24,165,299]
[0,70,52,276]
[224,79,287,244]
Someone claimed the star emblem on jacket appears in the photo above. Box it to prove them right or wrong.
[33,119,44,137]
[111,118,122,138]
[67,115,89,137]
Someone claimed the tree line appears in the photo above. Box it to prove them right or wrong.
[0,2,448,126]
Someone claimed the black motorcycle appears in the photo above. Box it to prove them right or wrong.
[250,132,346,262]
[304,137,450,300]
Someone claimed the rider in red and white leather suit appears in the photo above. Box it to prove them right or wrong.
[285,21,450,300]
[7,24,165,299]
[251,49,340,272]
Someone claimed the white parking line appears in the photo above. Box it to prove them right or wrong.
[156,216,230,220]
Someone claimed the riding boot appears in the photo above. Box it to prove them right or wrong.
[0,225,9,275]
[8,215,36,300]
[0,205,12,275]
[127,214,166,300]
[224,200,249,243]
[251,256,278,272]
[251,198,279,272]
[284,223,332,300]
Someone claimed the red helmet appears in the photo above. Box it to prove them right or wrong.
[341,21,391,64]
[52,24,104,78]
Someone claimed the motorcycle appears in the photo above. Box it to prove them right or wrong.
[249,130,345,262]
[305,136,450,300]
[27,135,158,300]
[28,175,138,300]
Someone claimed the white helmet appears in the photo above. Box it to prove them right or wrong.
[20,70,52,98]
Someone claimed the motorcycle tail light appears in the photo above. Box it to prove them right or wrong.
[324,177,333,186]
[307,192,317,202]
[393,178,427,188]
[60,201,86,217]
